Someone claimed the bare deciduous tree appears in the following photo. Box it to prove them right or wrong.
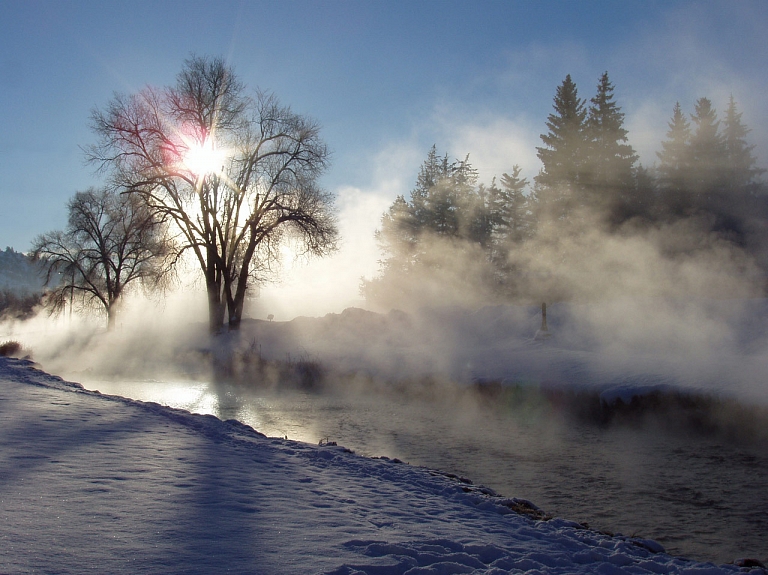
[32,188,172,329]
[87,55,338,333]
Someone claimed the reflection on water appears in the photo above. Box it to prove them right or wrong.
[86,379,768,565]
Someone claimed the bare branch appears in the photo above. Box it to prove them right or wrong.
[86,55,337,332]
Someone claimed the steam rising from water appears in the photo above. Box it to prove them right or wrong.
[4,99,768,408]
[4,280,768,409]
[4,215,768,565]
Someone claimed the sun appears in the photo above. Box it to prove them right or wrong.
[183,139,227,176]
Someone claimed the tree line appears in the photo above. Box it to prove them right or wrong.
[29,63,767,326]
[362,72,766,307]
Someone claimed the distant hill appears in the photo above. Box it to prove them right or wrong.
[0,247,46,296]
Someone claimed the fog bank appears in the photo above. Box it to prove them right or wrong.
[5,289,768,409]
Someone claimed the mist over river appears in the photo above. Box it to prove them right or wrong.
[85,378,768,565]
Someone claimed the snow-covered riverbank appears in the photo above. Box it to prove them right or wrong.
[1,357,761,574]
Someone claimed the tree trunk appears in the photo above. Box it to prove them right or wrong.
[226,276,246,331]
[106,294,120,331]
[227,290,245,331]
[107,308,116,331]
[226,239,256,332]
[204,241,226,334]
[207,280,225,334]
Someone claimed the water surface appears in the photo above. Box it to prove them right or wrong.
[85,379,768,565]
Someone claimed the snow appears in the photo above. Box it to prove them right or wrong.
[1,356,757,574]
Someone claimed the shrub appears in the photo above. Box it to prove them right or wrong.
[0,340,22,357]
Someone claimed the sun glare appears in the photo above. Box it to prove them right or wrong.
[183,140,227,176]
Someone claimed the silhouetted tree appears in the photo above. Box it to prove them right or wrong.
[704,96,768,243]
[583,72,638,222]
[653,96,768,254]
[486,167,531,292]
[409,148,481,239]
[689,97,725,204]
[535,75,588,220]
[373,150,485,264]
[32,188,172,329]
[496,166,530,244]
[656,102,693,217]
[363,149,504,307]
[413,146,453,204]
[626,164,658,223]
[88,56,338,332]
[374,194,419,281]
[722,96,765,197]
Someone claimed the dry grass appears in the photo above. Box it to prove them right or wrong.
[0,340,23,357]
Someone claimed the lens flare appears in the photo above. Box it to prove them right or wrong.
[183,140,227,176]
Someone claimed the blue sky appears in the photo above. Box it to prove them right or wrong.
[2,0,767,316]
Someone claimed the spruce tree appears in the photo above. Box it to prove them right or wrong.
[376,195,418,273]
[487,167,531,289]
[414,145,450,194]
[630,164,658,222]
[703,96,768,239]
[412,145,453,230]
[689,97,725,200]
[583,72,638,220]
[362,149,499,307]
[369,149,488,274]
[656,102,693,216]
[722,95,765,196]
[497,165,530,243]
[535,75,588,220]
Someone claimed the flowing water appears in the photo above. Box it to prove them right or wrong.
[84,379,768,565]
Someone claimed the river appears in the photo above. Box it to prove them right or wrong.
[84,378,768,565]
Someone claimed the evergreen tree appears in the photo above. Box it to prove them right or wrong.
[411,145,453,228]
[656,102,693,216]
[655,97,765,241]
[451,155,484,242]
[469,181,495,249]
[535,75,588,220]
[367,149,487,284]
[496,166,530,243]
[689,97,725,201]
[404,146,483,240]
[374,195,418,277]
[628,164,658,222]
[486,167,531,291]
[722,95,765,196]
[583,72,638,220]
[363,149,522,306]
[703,96,768,240]
[414,145,452,195]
